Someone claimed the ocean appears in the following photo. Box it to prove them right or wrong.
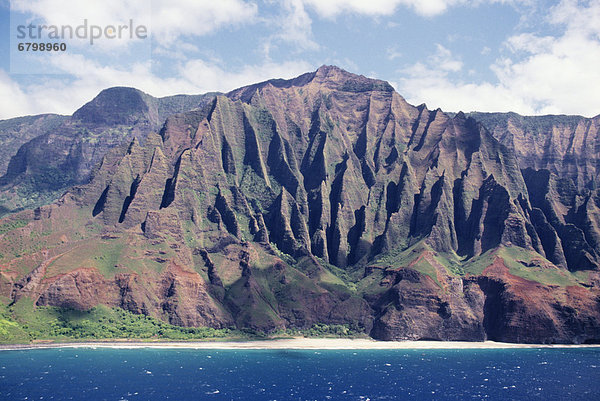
[1,347,599,400]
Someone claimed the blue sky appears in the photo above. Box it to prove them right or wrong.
[1,0,600,119]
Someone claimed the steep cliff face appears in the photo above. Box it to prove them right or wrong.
[468,112,600,273]
[0,89,215,216]
[0,114,67,176]
[469,112,600,188]
[1,66,599,343]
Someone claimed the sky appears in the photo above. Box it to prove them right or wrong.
[1,0,600,119]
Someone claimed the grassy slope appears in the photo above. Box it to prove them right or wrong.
[462,246,581,287]
[362,240,584,292]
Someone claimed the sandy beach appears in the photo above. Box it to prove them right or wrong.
[2,338,599,351]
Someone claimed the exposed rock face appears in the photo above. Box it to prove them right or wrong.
[1,66,600,343]
[369,267,486,341]
[469,112,600,189]
[37,268,120,310]
[0,114,67,176]
[0,89,215,216]
[158,262,233,328]
[469,112,600,272]
[476,258,600,344]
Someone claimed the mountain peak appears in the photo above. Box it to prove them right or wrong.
[228,65,394,103]
[311,65,394,92]
[73,87,155,125]
[313,64,365,79]
[314,64,345,76]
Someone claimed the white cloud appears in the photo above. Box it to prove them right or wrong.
[506,33,554,53]
[398,0,600,116]
[300,0,460,17]
[399,48,532,113]
[11,0,144,26]
[151,0,258,45]
[0,56,313,120]
[386,47,403,61]
[0,71,35,117]
[265,0,319,54]
[492,0,600,116]
[430,44,463,72]
[7,0,599,121]
[300,0,528,18]
[400,63,534,113]
[11,0,150,51]
[176,59,315,94]
[263,0,532,58]
[11,0,258,47]
[2,0,314,119]
[274,0,531,62]
[550,0,600,35]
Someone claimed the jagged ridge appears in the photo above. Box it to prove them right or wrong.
[1,66,600,343]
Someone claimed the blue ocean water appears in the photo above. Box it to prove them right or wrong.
[1,347,599,400]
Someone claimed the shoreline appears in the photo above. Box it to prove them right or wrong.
[2,338,600,351]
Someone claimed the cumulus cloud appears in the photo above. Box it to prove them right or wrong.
[0,56,313,120]
[176,59,314,94]
[11,0,144,26]
[0,71,35,117]
[271,0,530,59]
[398,45,532,113]
[430,44,463,72]
[2,0,315,119]
[399,0,600,116]
[6,0,599,119]
[11,0,258,47]
[399,63,534,113]
[151,0,258,45]
[264,0,319,54]
[10,0,150,52]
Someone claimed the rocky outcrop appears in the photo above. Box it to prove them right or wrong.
[159,262,233,328]
[369,268,486,341]
[476,258,600,344]
[36,268,120,310]
[467,112,600,273]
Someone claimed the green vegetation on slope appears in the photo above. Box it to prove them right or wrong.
[274,323,367,338]
[462,246,582,287]
[0,298,368,344]
[0,219,27,235]
[369,242,449,287]
[1,299,235,344]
